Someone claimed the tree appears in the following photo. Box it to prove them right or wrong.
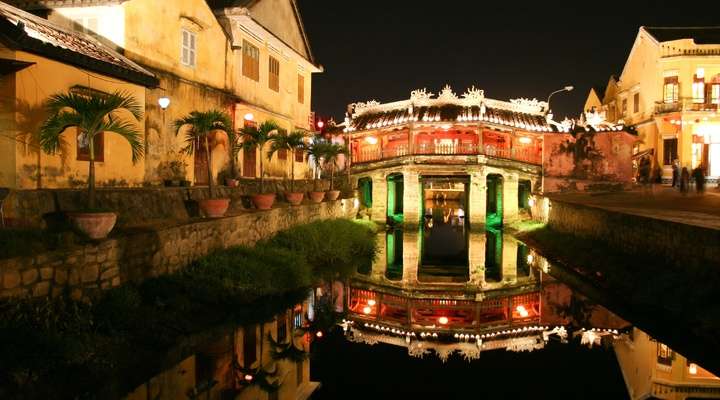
[239,120,280,193]
[306,139,331,192]
[174,110,232,199]
[320,143,348,191]
[268,129,307,192]
[39,90,143,210]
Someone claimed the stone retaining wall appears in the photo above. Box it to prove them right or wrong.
[545,199,720,269]
[2,178,347,228]
[0,199,358,300]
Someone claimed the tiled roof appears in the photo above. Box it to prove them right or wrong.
[2,0,126,10]
[350,104,552,132]
[0,1,157,86]
[644,26,720,44]
[206,0,257,8]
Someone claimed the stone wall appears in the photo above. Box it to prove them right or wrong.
[1,178,344,228]
[545,199,720,268]
[0,199,359,300]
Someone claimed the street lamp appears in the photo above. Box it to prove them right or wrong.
[545,85,574,115]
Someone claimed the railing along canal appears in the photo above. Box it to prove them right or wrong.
[352,143,541,165]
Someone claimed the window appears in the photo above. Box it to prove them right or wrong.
[663,76,679,103]
[657,343,674,366]
[663,138,678,166]
[242,40,260,81]
[293,304,303,329]
[268,56,280,92]
[278,149,287,160]
[77,131,104,162]
[297,73,304,104]
[621,98,627,116]
[294,148,304,162]
[243,325,257,367]
[242,119,257,177]
[711,83,720,104]
[633,92,639,114]
[181,29,196,67]
[692,74,705,103]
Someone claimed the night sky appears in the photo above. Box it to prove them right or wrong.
[299,1,720,122]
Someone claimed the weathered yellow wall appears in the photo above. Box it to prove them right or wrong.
[0,45,16,188]
[0,50,146,189]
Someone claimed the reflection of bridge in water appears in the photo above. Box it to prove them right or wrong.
[345,229,629,361]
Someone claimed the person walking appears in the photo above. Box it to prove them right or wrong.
[693,167,706,195]
[671,159,680,188]
[680,167,690,195]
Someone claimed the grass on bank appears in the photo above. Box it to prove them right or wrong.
[0,219,377,400]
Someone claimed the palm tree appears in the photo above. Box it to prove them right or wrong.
[39,90,143,210]
[268,129,307,193]
[239,120,280,193]
[321,143,349,191]
[174,110,232,199]
[306,139,331,192]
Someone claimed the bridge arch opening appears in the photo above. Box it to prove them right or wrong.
[387,173,404,223]
[486,174,504,226]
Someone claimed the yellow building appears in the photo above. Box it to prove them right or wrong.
[591,27,720,182]
[614,328,720,400]
[5,0,321,187]
[0,2,157,189]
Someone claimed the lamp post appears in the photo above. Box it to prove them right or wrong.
[545,86,574,116]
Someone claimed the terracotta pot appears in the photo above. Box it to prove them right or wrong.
[68,212,117,240]
[308,191,325,203]
[285,192,304,205]
[325,190,341,201]
[225,178,239,187]
[251,193,276,210]
[199,198,230,218]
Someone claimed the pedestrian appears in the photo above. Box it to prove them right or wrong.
[671,159,679,188]
[680,167,690,195]
[693,167,706,194]
[639,157,651,193]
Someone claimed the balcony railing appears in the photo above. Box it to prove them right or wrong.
[352,143,541,165]
[655,98,719,114]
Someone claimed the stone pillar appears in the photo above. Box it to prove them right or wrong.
[502,233,518,283]
[371,173,387,224]
[402,230,419,285]
[468,230,486,286]
[371,232,386,280]
[503,173,519,223]
[403,170,421,225]
[469,169,486,227]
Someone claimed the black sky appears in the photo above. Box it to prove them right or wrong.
[299,1,720,122]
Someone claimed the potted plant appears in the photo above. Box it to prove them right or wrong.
[306,140,330,203]
[321,142,349,201]
[268,129,307,205]
[174,110,233,218]
[239,120,280,210]
[39,90,144,240]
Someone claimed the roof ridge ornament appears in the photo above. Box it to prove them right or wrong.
[436,84,458,103]
[509,98,548,112]
[410,88,434,106]
[461,86,484,107]
[352,100,381,115]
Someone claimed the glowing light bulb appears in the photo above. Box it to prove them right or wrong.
[158,96,170,110]
[368,299,376,306]
[527,254,534,265]
[438,316,449,325]
[518,136,532,144]
[362,306,372,314]
[316,331,323,338]
[516,305,529,318]
[244,374,253,382]
[689,363,698,375]
[365,136,378,145]
[244,113,254,121]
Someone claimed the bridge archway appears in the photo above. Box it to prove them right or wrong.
[486,174,504,226]
[387,173,404,223]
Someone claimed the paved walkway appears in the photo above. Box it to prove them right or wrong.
[548,186,720,230]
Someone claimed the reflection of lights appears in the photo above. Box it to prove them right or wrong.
[244,374,253,382]
[367,299,376,306]
[353,198,360,208]
[527,254,534,264]
[244,113,254,121]
[365,136,378,144]
[689,363,698,375]
[438,316,449,325]
[518,136,532,144]
[362,306,372,314]
[516,305,529,318]
[316,331,323,338]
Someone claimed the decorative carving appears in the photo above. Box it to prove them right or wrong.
[437,84,459,103]
[510,97,547,110]
[352,100,381,115]
[461,85,485,106]
[410,88,434,106]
